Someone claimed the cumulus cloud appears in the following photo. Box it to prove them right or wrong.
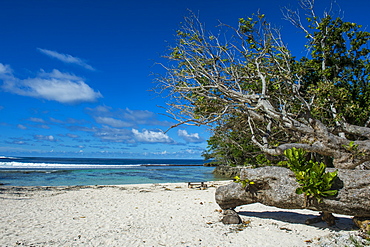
[90,125,134,143]
[177,129,203,143]
[86,106,172,128]
[94,116,132,128]
[28,117,45,123]
[38,48,95,71]
[17,124,27,130]
[132,129,174,143]
[34,135,57,142]
[6,140,27,145]
[66,133,79,138]
[92,105,111,113]
[66,122,174,144]
[0,66,102,103]
[50,117,87,125]
[0,63,12,74]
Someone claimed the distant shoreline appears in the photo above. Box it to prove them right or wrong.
[0,161,222,187]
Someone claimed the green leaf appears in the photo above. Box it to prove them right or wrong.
[296,187,304,194]
[284,148,338,203]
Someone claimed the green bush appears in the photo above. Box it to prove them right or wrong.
[282,148,338,203]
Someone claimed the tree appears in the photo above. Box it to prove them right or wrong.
[155,0,370,169]
[202,116,271,167]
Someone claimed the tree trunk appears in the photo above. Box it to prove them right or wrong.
[215,166,370,217]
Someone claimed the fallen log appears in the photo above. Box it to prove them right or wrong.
[215,166,370,217]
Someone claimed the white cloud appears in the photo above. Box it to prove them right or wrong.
[177,129,203,143]
[93,105,111,113]
[49,117,64,124]
[93,126,134,143]
[1,67,102,103]
[86,106,173,127]
[94,116,131,128]
[38,48,95,71]
[0,63,12,74]
[132,129,174,143]
[17,124,27,130]
[67,133,79,138]
[40,125,50,129]
[34,135,57,142]
[28,117,45,123]
[6,140,27,145]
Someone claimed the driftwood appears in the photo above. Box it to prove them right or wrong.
[215,166,370,217]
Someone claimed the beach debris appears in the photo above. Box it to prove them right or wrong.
[221,209,242,224]
[305,212,337,226]
[188,182,208,189]
[227,219,251,232]
[242,220,251,225]
[353,217,370,232]
[215,167,370,225]
[321,212,337,226]
[279,227,292,232]
[72,216,86,220]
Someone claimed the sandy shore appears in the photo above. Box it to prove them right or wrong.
[0,181,365,246]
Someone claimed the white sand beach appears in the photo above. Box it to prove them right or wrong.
[0,181,365,246]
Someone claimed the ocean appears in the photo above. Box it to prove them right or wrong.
[0,156,225,186]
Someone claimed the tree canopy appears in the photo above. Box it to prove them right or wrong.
[156,0,370,169]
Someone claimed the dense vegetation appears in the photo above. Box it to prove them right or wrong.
[156,0,370,169]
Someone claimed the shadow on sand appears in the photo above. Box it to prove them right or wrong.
[238,210,354,231]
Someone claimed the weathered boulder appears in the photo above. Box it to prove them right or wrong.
[221,209,242,224]
[212,165,244,178]
[215,166,370,217]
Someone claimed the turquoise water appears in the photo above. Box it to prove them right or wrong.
[0,157,224,186]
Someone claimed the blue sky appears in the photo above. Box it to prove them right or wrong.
[0,0,369,159]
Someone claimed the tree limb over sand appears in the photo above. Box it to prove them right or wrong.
[215,167,370,217]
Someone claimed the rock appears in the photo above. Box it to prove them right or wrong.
[320,212,336,226]
[212,165,245,178]
[305,212,337,226]
[353,217,370,231]
[221,209,242,224]
[356,161,370,170]
[215,166,370,217]
[203,162,219,167]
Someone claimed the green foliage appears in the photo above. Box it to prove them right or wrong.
[342,141,359,152]
[233,176,255,188]
[202,119,271,167]
[159,5,370,169]
[283,148,338,203]
[300,16,370,128]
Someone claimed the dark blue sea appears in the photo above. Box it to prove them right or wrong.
[0,156,224,186]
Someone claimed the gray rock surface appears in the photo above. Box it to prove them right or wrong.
[215,166,370,217]
[221,209,242,224]
[212,165,244,178]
